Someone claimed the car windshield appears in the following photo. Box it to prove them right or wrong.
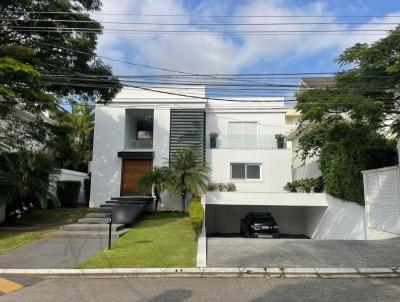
[252,218,272,223]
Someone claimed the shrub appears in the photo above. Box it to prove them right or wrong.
[207,182,218,191]
[226,182,236,191]
[188,198,204,240]
[57,181,81,207]
[217,183,227,191]
[84,178,91,205]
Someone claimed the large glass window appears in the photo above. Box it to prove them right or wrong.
[230,163,261,180]
[228,122,257,149]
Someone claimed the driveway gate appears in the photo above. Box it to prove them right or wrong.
[363,166,400,235]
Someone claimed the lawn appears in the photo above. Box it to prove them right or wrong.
[79,212,197,268]
[0,207,94,254]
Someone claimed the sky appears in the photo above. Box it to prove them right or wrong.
[92,0,400,98]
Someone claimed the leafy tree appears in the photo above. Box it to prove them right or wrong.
[138,167,170,213]
[295,28,400,204]
[0,0,121,150]
[168,149,210,212]
[55,104,95,171]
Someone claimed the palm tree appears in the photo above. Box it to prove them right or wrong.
[138,166,169,212]
[168,149,210,212]
[0,151,59,212]
[59,104,94,171]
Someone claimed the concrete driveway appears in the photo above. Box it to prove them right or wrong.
[207,237,400,268]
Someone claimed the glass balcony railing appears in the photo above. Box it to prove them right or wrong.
[209,134,286,150]
[125,138,153,149]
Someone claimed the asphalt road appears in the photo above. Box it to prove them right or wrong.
[207,237,400,267]
[0,276,400,302]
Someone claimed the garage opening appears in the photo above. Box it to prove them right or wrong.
[206,204,327,239]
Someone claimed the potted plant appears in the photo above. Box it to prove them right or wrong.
[209,132,218,149]
[275,133,285,149]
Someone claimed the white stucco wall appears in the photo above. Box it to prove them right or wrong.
[90,87,206,208]
[306,195,367,240]
[207,149,292,192]
[90,106,125,207]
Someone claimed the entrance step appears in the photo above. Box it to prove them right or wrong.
[86,212,112,218]
[49,229,129,239]
[77,217,110,224]
[60,223,125,232]
[111,196,154,202]
[106,200,148,206]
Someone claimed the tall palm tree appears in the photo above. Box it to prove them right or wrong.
[59,104,94,171]
[138,166,169,212]
[168,149,210,212]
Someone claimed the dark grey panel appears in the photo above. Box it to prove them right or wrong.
[169,109,206,161]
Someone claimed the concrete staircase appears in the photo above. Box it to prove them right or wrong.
[49,196,153,239]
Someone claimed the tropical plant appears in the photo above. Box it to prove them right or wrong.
[0,151,60,218]
[57,104,95,171]
[284,181,298,192]
[168,149,210,212]
[275,133,285,140]
[138,166,170,212]
[217,183,227,192]
[207,182,218,191]
[226,182,237,192]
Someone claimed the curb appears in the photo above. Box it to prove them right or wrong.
[0,267,399,278]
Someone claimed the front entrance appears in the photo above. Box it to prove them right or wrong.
[121,159,152,196]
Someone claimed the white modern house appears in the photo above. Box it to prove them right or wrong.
[90,85,399,240]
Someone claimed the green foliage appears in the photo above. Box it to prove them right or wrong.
[226,182,237,192]
[284,181,298,192]
[298,121,397,204]
[207,181,218,191]
[0,0,121,151]
[217,183,227,191]
[138,166,170,212]
[53,104,95,172]
[188,198,204,240]
[209,132,219,139]
[57,181,81,208]
[0,151,59,211]
[284,178,323,193]
[275,133,285,140]
[295,28,400,204]
[168,149,210,212]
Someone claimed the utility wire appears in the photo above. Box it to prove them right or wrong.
[2,18,400,26]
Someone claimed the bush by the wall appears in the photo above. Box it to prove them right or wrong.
[217,183,227,191]
[207,182,218,191]
[84,178,91,205]
[226,182,236,191]
[188,198,204,240]
[57,181,81,208]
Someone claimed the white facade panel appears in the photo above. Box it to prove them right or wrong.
[90,106,125,207]
[206,149,292,192]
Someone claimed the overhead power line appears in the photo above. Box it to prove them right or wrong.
[2,11,400,18]
[7,26,396,33]
[2,18,400,26]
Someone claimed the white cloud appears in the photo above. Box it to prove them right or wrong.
[94,0,399,75]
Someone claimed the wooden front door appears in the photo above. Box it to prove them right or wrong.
[121,159,152,196]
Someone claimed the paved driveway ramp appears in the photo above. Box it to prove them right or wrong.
[207,238,400,268]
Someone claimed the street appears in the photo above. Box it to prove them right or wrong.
[0,276,399,302]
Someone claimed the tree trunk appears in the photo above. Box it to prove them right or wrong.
[181,191,186,213]
[154,197,159,212]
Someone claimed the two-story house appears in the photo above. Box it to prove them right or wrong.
[90,86,333,237]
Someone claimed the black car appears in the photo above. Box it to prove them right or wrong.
[240,212,279,238]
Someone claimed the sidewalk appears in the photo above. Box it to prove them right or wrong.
[0,237,108,268]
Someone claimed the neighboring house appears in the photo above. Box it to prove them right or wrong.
[286,77,335,181]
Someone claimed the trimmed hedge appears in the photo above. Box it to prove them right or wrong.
[57,181,81,208]
[188,198,204,240]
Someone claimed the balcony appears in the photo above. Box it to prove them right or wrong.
[209,134,286,150]
[124,109,153,150]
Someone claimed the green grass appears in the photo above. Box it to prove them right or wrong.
[0,207,94,254]
[0,230,51,254]
[79,212,197,268]
[3,207,94,227]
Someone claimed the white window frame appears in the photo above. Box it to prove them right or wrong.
[230,162,262,181]
[228,122,259,149]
